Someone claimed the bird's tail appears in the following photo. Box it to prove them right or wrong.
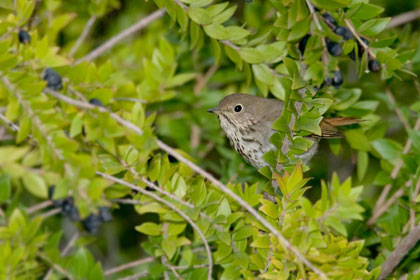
[319,117,361,138]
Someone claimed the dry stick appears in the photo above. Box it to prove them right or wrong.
[45,87,144,136]
[369,118,420,225]
[367,189,404,226]
[344,18,376,59]
[44,89,325,278]
[104,257,155,276]
[40,254,74,280]
[27,200,53,214]
[69,15,98,57]
[44,232,79,280]
[379,222,420,279]
[0,112,20,132]
[193,64,219,95]
[385,88,411,132]
[409,178,420,231]
[118,271,148,280]
[97,172,213,280]
[387,9,420,29]
[74,9,165,64]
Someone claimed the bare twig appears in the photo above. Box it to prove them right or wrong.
[117,271,148,280]
[27,200,53,214]
[194,64,219,94]
[105,257,155,276]
[371,118,420,223]
[0,112,20,132]
[387,9,420,29]
[75,9,165,64]
[97,172,213,280]
[344,19,376,59]
[367,189,404,226]
[410,178,420,231]
[40,253,74,280]
[44,87,143,136]
[41,208,61,219]
[385,88,411,132]
[379,220,420,279]
[69,15,97,57]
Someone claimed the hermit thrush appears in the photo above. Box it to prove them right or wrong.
[208,93,358,169]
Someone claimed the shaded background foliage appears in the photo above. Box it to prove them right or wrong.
[1,0,420,279]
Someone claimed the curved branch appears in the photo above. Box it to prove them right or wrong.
[69,15,97,57]
[75,9,165,64]
[97,172,213,280]
[387,9,420,29]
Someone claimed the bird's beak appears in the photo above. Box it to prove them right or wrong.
[207,108,218,114]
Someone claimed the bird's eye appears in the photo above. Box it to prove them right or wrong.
[234,105,242,112]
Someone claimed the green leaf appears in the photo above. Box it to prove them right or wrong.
[344,129,371,152]
[311,0,351,10]
[203,24,229,40]
[408,130,420,153]
[22,172,48,198]
[359,18,390,37]
[239,48,266,64]
[16,0,36,26]
[0,146,30,164]
[16,117,31,143]
[212,5,236,24]
[372,139,402,164]
[296,117,322,135]
[357,151,369,181]
[162,238,177,259]
[0,175,11,202]
[135,222,162,236]
[0,0,14,10]
[288,16,311,42]
[188,7,212,25]
[347,3,384,20]
[232,225,253,241]
[70,113,83,138]
[252,64,274,86]
[225,26,250,41]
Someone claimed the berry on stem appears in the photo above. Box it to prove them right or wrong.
[322,13,337,27]
[326,40,342,56]
[368,60,381,72]
[43,68,62,90]
[89,98,104,107]
[18,30,31,44]
[335,26,353,40]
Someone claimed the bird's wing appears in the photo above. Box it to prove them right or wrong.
[319,117,361,138]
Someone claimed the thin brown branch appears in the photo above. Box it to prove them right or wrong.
[385,88,411,132]
[387,9,420,29]
[367,189,404,226]
[44,82,325,278]
[97,172,213,280]
[27,200,53,214]
[372,118,420,221]
[194,64,219,95]
[75,9,165,64]
[0,112,20,132]
[104,257,155,276]
[40,253,74,280]
[117,271,148,280]
[344,18,376,59]
[410,178,420,231]
[69,15,97,57]
[379,220,420,279]
[44,87,143,136]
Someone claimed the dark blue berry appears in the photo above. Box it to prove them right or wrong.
[322,13,337,28]
[18,30,31,44]
[43,68,62,90]
[327,40,342,56]
[334,26,353,40]
[368,60,381,72]
[61,197,80,221]
[82,214,102,234]
[89,98,104,107]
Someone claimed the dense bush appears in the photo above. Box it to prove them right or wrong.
[1,0,420,279]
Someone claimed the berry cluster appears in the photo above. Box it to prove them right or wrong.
[48,186,112,234]
[299,12,381,89]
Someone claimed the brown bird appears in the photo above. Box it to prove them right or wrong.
[208,93,359,169]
